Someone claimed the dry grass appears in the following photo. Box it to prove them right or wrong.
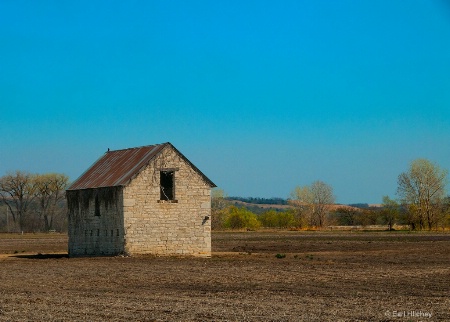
[0,231,449,321]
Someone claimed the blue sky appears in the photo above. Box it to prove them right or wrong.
[1,1,449,204]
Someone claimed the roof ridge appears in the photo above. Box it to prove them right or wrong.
[107,142,169,153]
[66,142,216,190]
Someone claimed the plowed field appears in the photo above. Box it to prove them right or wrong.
[0,231,449,321]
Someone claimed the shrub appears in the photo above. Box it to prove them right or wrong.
[259,210,279,227]
[223,206,261,230]
[277,210,296,228]
[259,209,295,228]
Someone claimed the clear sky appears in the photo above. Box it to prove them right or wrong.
[1,1,449,204]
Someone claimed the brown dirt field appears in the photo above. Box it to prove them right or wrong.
[0,231,449,321]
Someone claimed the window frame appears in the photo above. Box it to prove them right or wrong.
[159,169,178,202]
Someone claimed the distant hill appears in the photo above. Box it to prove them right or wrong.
[225,197,371,214]
[225,198,290,215]
[348,203,370,208]
[226,197,288,205]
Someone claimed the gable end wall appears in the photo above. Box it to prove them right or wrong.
[123,146,211,256]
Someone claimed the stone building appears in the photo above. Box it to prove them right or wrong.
[66,143,216,257]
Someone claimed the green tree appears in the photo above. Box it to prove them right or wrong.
[211,188,230,230]
[259,209,279,227]
[443,196,450,228]
[397,159,448,230]
[277,209,296,228]
[381,196,399,230]
[259,209,295,228]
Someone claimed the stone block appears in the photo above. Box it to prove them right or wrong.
[123,199,136,207]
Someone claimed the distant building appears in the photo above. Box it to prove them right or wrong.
[66,143,215,257]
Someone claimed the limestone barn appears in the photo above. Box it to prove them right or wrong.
[66,143,216,257]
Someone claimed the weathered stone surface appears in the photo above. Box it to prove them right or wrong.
[67,144,212,257]
[123,199,136,207]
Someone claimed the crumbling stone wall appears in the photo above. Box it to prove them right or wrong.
[67,187,124,256]
[122,145,211,256]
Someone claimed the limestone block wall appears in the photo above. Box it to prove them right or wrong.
[123,145,212,256]
[67,187,125,256]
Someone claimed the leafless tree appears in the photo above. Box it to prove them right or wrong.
[290,180,335,227]
[397,159,448,230]
[0,171,36,232]
[34,173,69,231]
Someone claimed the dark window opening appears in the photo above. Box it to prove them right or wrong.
[95,194,100,216]
[160,171,175,201]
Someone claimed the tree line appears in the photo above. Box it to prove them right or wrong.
[0,158,448,232]
[0,171,69,232]
[226,197,288,205]
[212,158,449,231]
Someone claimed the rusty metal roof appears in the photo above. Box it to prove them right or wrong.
[67,142,216,190]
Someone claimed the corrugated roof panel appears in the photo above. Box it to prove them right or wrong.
[67,142,216,190]
[67,143,167,190]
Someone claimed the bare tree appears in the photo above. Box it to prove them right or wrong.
[289,186,313,227]
[34,173,69,231]
[290,180,335,227]
[397,159,448,230]
[0,171,36,232]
